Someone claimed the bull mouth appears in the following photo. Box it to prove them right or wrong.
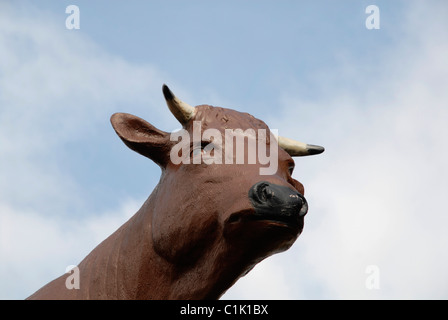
[251,210,304,228]
[225,204,305,230]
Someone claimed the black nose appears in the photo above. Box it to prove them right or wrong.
[249,181,308,224]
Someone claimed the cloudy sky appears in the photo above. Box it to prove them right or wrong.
[1,0,447,299]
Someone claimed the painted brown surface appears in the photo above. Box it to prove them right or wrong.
[27,86,323,300]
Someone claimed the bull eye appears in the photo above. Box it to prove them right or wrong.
[190,141,212,159]
[191,146,204,159]
[288,165,295,176]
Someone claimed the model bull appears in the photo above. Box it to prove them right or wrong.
[27,85,324,299]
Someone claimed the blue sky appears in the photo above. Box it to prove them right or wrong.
[1,1,448,299]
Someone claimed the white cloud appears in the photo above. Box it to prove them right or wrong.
[0,199,139,299]
[221,256,294,300]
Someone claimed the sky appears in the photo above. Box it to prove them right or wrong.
[0,0,447,299]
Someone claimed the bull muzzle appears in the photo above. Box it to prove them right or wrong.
[249,181,308,227]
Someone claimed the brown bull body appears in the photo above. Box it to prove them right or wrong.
[27,85,323,299]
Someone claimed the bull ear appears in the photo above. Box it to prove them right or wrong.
[110,113,172,167]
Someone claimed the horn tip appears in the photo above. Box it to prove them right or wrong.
[306,144,325,155]
[162,84,174,100]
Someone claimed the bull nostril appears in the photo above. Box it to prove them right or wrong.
[262,186,273,201]
[255,182,272,203]
[261,189,267,202]
[260,187,267,202]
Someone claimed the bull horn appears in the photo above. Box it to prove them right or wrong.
[277,136,325,156]
[162,84,196,125]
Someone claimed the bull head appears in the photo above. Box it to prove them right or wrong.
[109,85,324,298]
